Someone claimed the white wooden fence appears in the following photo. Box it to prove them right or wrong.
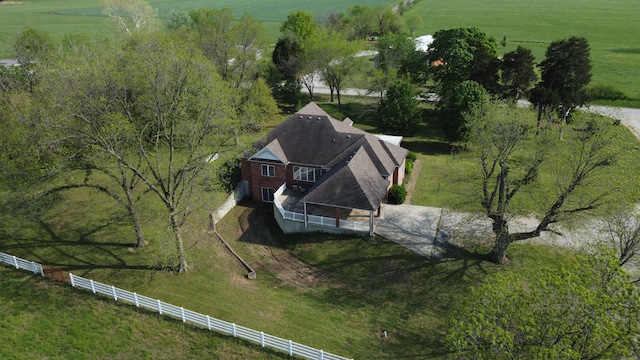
[0,251,352,360]
[273,184,369,233]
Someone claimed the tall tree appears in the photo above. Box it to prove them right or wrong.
[13,28,53,93]
[102,0,159,35]
[428,27,499,94]
[438,80,489,141]
[374,33,416,74]
[279,11,317,44]
[468,104,616,264]
[447,248,640,358]
[532,36,592,126]
[500,46,537,102]
[189,9,265,88]
[47,34,238,271]
[315,35,359,110]
[378,80,422,135]
[406,15,423,35]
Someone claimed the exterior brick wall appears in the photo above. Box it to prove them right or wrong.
[242,159,286,201]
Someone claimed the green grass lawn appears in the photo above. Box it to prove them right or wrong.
[406,0,640,99]
[0,268,288,360]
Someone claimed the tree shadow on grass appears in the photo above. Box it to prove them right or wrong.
[0,209,153,274]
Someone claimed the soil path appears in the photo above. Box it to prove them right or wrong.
[403,159,423,204]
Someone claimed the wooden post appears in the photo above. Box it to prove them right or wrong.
[304,202,308,228]
[335,208,340,227]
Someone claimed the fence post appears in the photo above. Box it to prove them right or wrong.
[111,286,118,301]
[12,256,18,269]
[31,261,38,275]
[232,323,236,337]
[90,279,96,294]
[319,350,324,360]
[157,299,163,315]
[133,292,139,307]
[288,340,293,356]
[180,307,185,322]
[260,332,265,347]
[206,315,212,330]
[69,273,75,287]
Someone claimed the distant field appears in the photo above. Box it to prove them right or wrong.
[2,0,638,98]
[407,0,640,98]
[0,0,394,55]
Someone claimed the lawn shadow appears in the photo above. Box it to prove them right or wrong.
[608,48,640,55]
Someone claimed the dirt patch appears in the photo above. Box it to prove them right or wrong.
[404,159,423,204]
[0,2,31,5]
[229,203,329,289]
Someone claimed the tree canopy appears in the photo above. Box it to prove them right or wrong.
[447,247,640,359]
[378,80,422,135]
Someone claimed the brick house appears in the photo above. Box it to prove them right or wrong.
[241,102,408,235]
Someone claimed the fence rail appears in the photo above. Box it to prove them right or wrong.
[1,251,352,360]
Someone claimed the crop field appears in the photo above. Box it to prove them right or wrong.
[407,0,640,98]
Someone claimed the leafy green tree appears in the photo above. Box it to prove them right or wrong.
[13,28,53,93]
[467,104,616,264]
[280,11,317,44]
[378,80,422,135]
[272,35,303,80]
[500,46,537,101]
[374,33,416,73]
[428,27,499,94]
[438,80,488,141]
[188,9,265,88]
[47,34,238,272]
[447,248,640,359]
[347,5,377,40]
[531,36,592,126]
[406,15,423,35]
[314,35,360,110]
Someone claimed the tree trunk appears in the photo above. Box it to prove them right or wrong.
[337,88,342,111]
[170,212,188,272]
[490,217,511,264]
[125,187,145,248]
[490,232,511,264]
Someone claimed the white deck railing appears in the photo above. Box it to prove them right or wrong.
[273,184,369,233]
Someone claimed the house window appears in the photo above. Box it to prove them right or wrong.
[293,166,321,182]
[261,187,275,202]
[261,164,275,177]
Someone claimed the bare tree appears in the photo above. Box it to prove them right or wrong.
[469,104,616,264]
[102,0,159,35]
[603,205,640,267]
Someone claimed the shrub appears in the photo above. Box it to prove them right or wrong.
[406,151,417,162]
[405,160,413,175]
[585,84,627,100]
[388,184,407,204]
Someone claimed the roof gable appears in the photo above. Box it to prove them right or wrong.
[249,139,287,163]
[301,147,389,211]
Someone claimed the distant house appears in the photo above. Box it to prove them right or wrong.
[241,102,408,236]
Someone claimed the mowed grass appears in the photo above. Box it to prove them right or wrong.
[0,268,288,360]
[0,197,577,359]
[406,0,640,98]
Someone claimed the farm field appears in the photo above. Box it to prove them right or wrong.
[407,0,640,98]
[0,0,394,55]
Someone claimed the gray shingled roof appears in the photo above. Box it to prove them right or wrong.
[249,102,408,210]
[301,147,390,211]
[253,102,406,169]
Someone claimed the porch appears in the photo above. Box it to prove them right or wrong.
[273,184,374,236]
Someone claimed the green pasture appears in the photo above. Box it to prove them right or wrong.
[407,0,640,98]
